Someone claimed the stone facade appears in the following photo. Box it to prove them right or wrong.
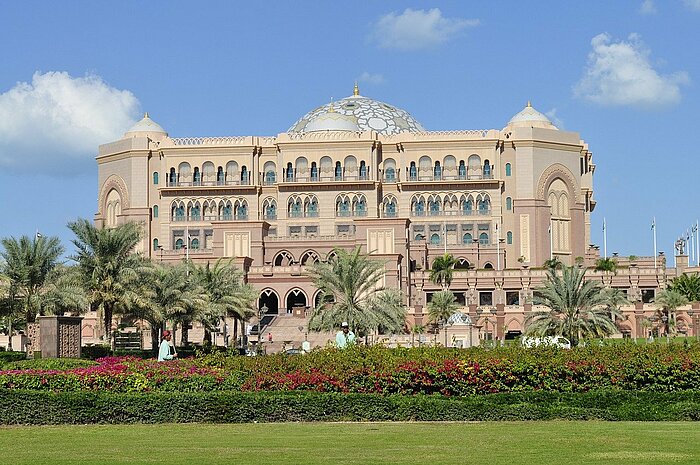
[92,87,690,344]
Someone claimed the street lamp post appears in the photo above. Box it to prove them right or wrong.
[258,304,268,354]
[484,317,493,348]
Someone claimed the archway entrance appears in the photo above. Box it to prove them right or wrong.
[259,289,279,315]
[286,289,307,315]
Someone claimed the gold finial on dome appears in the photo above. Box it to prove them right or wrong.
[328,97,335,113]
[353,81,359,96]
[144,112,150,118]
[526,100,532,107]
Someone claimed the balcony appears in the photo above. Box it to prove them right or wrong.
[288,211,319,218]
[165,178,252,187]
[336,210,368,218]
[411,209,491,217]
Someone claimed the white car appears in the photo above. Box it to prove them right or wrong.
[521,336,571,349]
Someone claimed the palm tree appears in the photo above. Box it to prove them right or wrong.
[306,246,407,336]
[669,273,700,302]
[426,290,460,345]
[524,266,619,346]
[192,258,256,346]
[594,257,617,274]
[38,265,88,316]
[429,253,457,290]
[653,289,689,337]
[68,219,148,341]
[0,235,64,323]
[543,257,563,270]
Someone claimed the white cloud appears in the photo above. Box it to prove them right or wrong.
[639,0,656,14]
[370,8,479,51]
[573,33,689,107]
[357,72,385,85]
[683,0,700,11]
[0,71,140,174]
[545,109,564,130]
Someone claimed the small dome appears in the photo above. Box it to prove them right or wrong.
[447,312,473,326]
[124,113,168,137]
[506,102,557,130]
[289,84,425,136]
[304,108,360,132]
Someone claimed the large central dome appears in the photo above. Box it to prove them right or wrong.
[288,84,425,136]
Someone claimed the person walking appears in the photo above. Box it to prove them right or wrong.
[158,330,178,361]
[335,321,356,349]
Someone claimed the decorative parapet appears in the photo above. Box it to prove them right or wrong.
[170,136,251,146]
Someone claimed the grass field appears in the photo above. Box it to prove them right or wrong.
[2,422,700,464]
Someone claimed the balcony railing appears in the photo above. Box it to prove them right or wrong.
[288,211,319,218]
[172,214,248,222]
[411,209,491,217]
[282,171,370,183]
[336,210,368,217]
[166,178,252,187]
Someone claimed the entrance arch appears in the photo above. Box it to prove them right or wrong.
[258,289,279,315]
[286,288,308,315]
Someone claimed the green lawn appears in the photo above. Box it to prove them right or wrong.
[1,422,700,464]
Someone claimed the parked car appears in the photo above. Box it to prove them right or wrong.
[521,336,571,349]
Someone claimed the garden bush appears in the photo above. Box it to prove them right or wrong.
[3,358,97,371]
[1,389,700,424]
[0,351,27,368]
[4,344,700,395]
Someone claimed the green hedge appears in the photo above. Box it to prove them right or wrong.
[0,351,27,368]
[2,358,97,371]
[1,389,700,424]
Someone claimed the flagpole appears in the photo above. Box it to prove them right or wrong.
[652,217,657,271]
[696,220,699,266]
[603,218,607,259]
[549,219,553,260]
[496,223,501,271]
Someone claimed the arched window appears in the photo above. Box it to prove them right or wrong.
[153,238,159,251]
[153,172,159,185]
[265,170,276,184]
[193,167,201,185]
[241,166,249,184]
[265,201,277,220]
[263,161,276,185]
[175,238,184,250]
[153,205,159,218]
[286,162,294,181]
[484,263,494,270]
[289,198,303,217]
[335,161,342,180]
[479,232,489,245]
[478,197,490,215]
[336,197,350,216]
[429,199,440,215]
[354,196,367,216]
[507,231,513,245]
[216,167,224,185]
[430,233,440,245]
[409,162,417,180]
[415,233,425,241]
[468,155,482,179]
[169,168,176,185]
[505,163,512,177]
[483,160,491,178]
[236,202,247,220]
[311,162,318,181]
[384,198,397,217]
[222,203,232,221]
[463,233,473,244]
[306,198,319,216]
[463,198,473,215]
[359,161,367,179]
[506,197,512,211]
[413,198,425,216]
[190,238,200,250]
[385,167,395,181]
[173,204,185,221]
[434,161,442,180]
[458,161,466,179]
[191,204,201,221]
[202,162,215,184]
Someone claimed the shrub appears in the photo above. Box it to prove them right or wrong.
[3,358,98,371]
[0,351,27,368]
[1,390,700,424]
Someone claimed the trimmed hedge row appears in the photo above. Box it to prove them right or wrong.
[1,389,700,424]
[0,351,26,367]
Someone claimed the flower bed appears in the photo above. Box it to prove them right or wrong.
[3,344,700,394]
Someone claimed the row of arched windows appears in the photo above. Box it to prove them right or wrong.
[409,194,491,217]
[280,156,369,183]
[170,199,248,222]
[272,249,337,266]
[160,161,251,187]
[152,159,513,186]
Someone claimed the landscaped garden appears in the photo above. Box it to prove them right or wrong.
[3,343,700,424]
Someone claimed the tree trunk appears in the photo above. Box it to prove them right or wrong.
[233,317,239,347]
[104,304,113,342]
[181,320,189,346]
[150,321,161,356]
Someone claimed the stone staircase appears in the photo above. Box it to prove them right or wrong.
[262,313,335,353]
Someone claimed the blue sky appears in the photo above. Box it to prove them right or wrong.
[1,0,699,260]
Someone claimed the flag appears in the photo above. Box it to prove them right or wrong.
[651,218,655,230]
[602,218,606,232]
[35,231,42,239]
